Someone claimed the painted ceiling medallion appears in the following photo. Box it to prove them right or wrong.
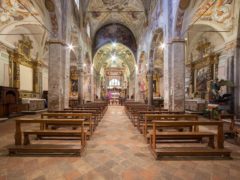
[0,0,38,25]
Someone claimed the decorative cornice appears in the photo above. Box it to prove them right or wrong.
[46,40,67,46]
[171,38,185,43]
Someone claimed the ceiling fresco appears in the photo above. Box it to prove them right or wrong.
[0,0,38,26]
[93,23,137,57]
[86,0,146,40]
[93,43,136,76]
[193,0,234,30]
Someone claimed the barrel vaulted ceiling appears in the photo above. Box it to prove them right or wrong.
[85,0,147,41]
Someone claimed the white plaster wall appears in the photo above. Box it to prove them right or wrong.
[20,65,33,91]
[42,68,48,91]
[0,51,9,86]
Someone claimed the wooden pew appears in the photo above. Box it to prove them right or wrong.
[219,114,236,138]
[149,120,231,159]
[49,110,100,126]
[67,104,108,118]
[136,111,183,133]
[41,113,94,137]
[8,118,86,155]
[66,107,103,119]
[143,114,198,138]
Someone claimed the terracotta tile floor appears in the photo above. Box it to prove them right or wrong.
[0,106,240,180]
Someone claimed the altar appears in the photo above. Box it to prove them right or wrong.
[22,98,45,111]
[185,99,206,113]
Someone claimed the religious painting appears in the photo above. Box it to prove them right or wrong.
[138,75,146,92]
[70,66,79,96]
[0,0,38,25]
[193,0,234,30]
[153,80,156,93]
[71,80,78,93]
[94,23,137,56]
[196,67,209,92]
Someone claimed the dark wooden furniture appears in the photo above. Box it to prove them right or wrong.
[41,113,93,137]
[143,114,198,138]
[0,86,28,117]
[149,121,231,159]
[8,118,86,155]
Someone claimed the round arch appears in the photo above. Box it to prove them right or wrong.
[93,23,137,59]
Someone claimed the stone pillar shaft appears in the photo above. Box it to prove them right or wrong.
[78,70,84,104]
[48,41,65,111]
[147,72,153,106]
[171,39,185,111]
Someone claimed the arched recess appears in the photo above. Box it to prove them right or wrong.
[0,0,56,97]
[185,23,226,101]
[93,43,136,100]
[149,28,164,98]
[93,23,137,58]
[174,0,236,113]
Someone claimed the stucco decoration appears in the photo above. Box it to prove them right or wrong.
[0,0,38,25]
[102,0,129,10]
[194,0,234,30]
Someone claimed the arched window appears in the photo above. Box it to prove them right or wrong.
[109,79,120,87]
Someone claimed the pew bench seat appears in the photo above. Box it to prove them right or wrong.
[8,144,82,156]
[149,131,215,148]
[152,147,231,159]
[23,130,87,145]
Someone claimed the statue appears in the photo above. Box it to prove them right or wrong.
[209,78,233,104]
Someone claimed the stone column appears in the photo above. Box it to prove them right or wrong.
[234,40,240,118]
[90,66,94,101]
[147,55,154,106]
[147,70,153,106]
[134,68,139,101]
[163,43,172,110]
[77,50,84,104]
[78,68,84,104]
[48,40,66,111]
[171,39,185,111]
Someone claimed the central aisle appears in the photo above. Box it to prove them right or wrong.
[81,105,154,179]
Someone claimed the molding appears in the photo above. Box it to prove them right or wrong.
[171,38,185,43]
[47,39,67,46]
